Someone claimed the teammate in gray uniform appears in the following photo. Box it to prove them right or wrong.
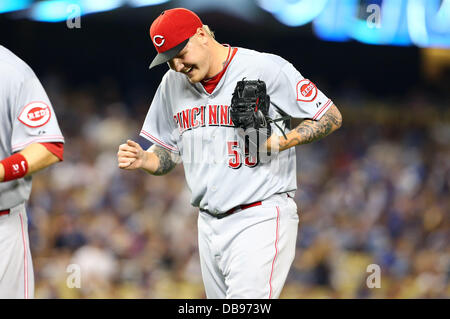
[117,8,342,298]
[0,45,65,298]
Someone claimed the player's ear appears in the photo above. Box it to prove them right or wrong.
[196,26,205,36]
[195,27,208,44]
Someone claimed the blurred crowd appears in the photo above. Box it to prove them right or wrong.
[26,73,449,298]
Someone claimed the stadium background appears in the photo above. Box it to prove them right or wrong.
[0,0,449,298]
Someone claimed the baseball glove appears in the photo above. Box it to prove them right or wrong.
[230,79,271,133]
[230,78,289,140]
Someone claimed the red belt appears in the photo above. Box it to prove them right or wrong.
[226,201,262,215]
[0,209,10,216]
[202,201,262,219]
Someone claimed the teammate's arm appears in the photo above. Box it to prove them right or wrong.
[267,103,342,152]
[0,143,61,182]
[117,140,178,176]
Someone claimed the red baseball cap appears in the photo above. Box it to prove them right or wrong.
[149,8,203,69]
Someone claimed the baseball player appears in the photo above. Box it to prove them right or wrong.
[0,45,65,298]
[117,8,342,298]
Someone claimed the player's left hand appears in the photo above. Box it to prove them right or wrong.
[263,132,292,153]
[262,132,280,153]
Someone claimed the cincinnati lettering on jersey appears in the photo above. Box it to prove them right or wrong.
[173,105,235,134]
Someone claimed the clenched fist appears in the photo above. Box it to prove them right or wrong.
[117,140,147,170]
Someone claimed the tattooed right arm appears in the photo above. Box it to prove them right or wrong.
[118,140,179,175]
[143,145,179,176]
[264,104,342,152]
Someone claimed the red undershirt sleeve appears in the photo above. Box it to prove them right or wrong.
[39,142,64,161]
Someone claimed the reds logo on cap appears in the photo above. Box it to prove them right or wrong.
[153,35,165,47]
[18,101,51,128]
[148,8,203,69]
[296,79,318,102]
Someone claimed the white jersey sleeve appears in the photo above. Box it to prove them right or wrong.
[0,45,64,210]
[267,59,333,121]
[140,74,180,153]
[10,74,65,152]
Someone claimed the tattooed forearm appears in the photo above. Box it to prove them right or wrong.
[277,104,342,151]
[150,145,177,176]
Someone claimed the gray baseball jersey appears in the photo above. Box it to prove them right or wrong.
[0,45,65,210]
[140,47,332,215]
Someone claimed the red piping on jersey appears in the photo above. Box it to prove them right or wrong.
[140,129,178,152]
[12,135,64,150]
[201,47,238,94]
[313,99,331,120]
[19,212,28,299]
[268,206,280,299]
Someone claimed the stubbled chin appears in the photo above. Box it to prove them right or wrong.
[188,77,201,84]
[186,73,201,83]
[185,68,207,83]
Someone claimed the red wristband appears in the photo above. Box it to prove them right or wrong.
[1,153,29,182]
